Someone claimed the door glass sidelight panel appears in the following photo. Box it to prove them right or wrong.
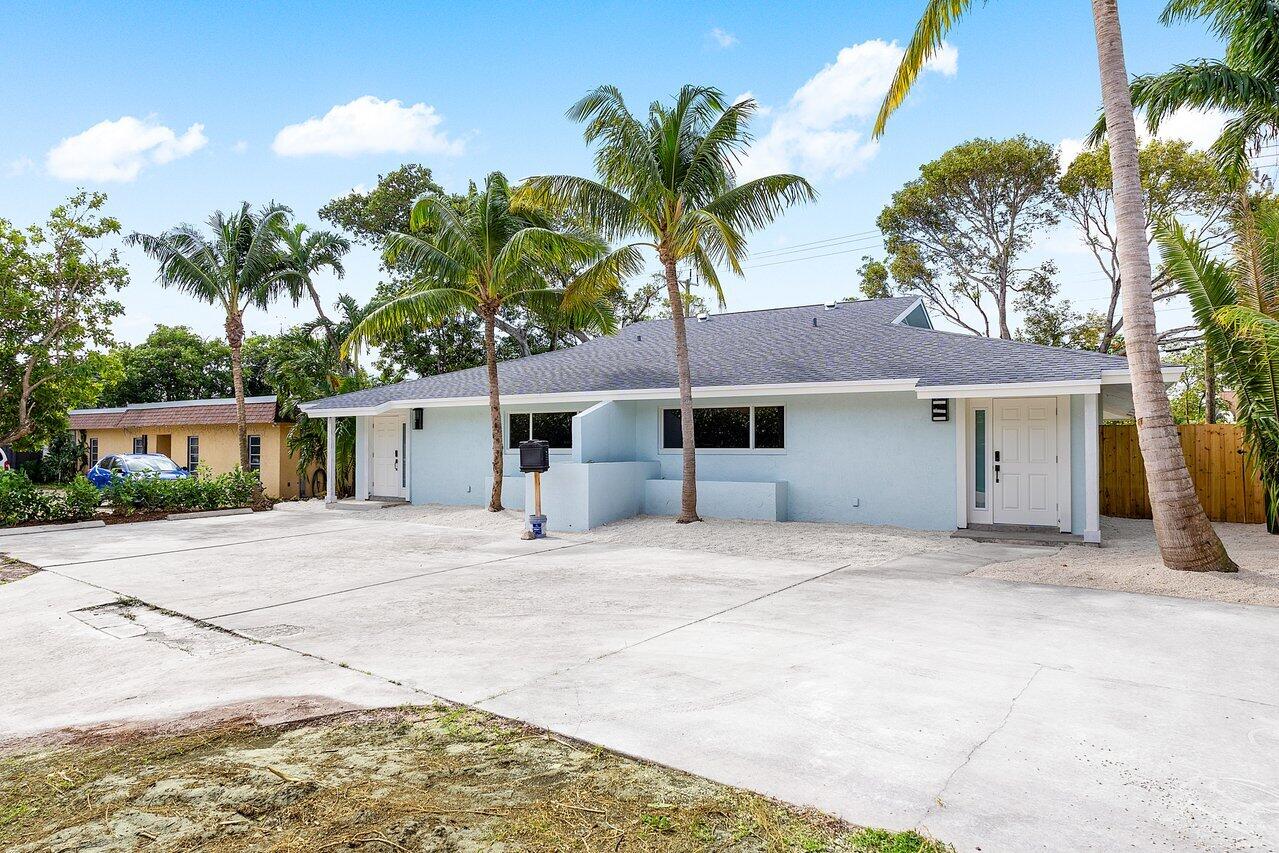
[973,409,987,509]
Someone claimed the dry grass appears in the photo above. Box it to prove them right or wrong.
[0,553,39,584]
[0,705,951,852]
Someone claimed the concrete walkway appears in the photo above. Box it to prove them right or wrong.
[3,506,1277,851]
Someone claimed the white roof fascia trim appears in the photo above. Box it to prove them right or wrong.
[299,378,923,417]
[1100,367,1184,384]
[915,379,1102,399]
[890,297,930,327]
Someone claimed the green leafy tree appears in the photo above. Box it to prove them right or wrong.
[877,136,1063,339]
[876,0,1235,572]
[0,192,127,447]
[278,224,350,338]
[1014,287,1108,351]
[128,203,293,475]
[855,255,893,300]
[320,164,451,247]
[345,171,633,511]
[98,325,233,406]
[1089,0,1279,184]
[522,84,815,523]
[1157,209,1279,530]
[1061,140,1231,352]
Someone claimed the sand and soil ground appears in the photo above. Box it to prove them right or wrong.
[0,704,948,853]
[389,504,1279,607]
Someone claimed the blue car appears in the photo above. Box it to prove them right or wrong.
[87,453,191,489]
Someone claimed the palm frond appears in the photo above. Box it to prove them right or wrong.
[874,0,972,138]
[342,287,477,356]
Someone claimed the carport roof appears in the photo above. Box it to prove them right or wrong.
[303,296,1133,413]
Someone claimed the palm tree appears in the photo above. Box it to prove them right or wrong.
[1087,0,1279,184]
[279,224,351,340]
[343,171,635,512]
[875,0,1235,571]
[521,84,816,523]
[129,203,293,478]
[1158,205,1279,532]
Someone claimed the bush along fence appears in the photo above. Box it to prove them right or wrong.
[0,466,260,528]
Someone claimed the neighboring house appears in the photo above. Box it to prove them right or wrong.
[300,297,1170,542]
[69,396,310,499]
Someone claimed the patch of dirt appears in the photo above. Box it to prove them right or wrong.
[0,554,39,584]
[0,705,951,852]
[973,517,1279,607]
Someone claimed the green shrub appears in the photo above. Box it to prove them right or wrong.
[102,467,259,516]
[62,476,101,520]
[0,471,100,526]
[0,471,55,526]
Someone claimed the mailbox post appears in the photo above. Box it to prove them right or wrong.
[518,439,550,537]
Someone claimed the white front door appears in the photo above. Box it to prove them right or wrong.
[993,397,1058,527]
[370,416,406,499]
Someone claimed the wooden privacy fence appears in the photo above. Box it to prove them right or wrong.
[1101,423,1266,524]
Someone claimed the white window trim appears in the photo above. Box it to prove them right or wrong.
[966,398,993,525]
[658,404,787,455]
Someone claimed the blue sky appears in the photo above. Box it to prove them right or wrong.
[1,1,1223,345]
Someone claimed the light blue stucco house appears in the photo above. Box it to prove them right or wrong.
[301,296,1169,543]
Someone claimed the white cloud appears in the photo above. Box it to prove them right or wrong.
[5,156,34,177]
[1058,137,1085,172]
[738,39,957,181]
[1154,106,1230,151]
[46,116,206,182]
[272,95,464,157]
[709,27,738,49]
[1057,106,1231,170]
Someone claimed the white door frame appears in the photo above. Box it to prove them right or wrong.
[368,413,409,500]
[957,395,1072,533]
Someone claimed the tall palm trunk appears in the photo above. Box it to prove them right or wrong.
[225,310,250,471]
[306,284,335,345]
[662,254,700,523]
[1091,0,1236,571]
[482,309,504,512]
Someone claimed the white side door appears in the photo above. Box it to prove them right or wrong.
[370,417,405,498]
[993,397,1058,527]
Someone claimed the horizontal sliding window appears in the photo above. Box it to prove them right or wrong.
[508,411,575,449]
[662,405,785,450]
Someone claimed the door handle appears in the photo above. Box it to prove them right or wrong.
[394,451,399,471]
[994,464,1000,484]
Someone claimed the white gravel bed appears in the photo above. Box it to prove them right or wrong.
[972,516,1279,608]
[386,503,952,567]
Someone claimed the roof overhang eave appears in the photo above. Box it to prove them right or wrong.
[298,378,925,417]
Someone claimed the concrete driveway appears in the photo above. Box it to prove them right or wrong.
[3,505,1277,852]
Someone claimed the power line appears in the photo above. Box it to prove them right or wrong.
[744,246,876,270]
[745,236,884,264]
[747,229,881,258]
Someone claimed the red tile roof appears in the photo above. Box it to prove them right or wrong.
[69,398,282,430]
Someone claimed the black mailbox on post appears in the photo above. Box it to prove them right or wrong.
[518,439,550,473]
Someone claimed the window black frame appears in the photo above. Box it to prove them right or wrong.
[88,438,99,468]
[247,434,261,472]
[507,411,575,450]
[132,435,147,454]
[187,435,200,472]
[661,404,786,451]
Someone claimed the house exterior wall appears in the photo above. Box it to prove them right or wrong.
[402,390,957,531]
[78,423,302,498]
[631,391,955,530]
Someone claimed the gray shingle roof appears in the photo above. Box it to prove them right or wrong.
[304,296,1130,411]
